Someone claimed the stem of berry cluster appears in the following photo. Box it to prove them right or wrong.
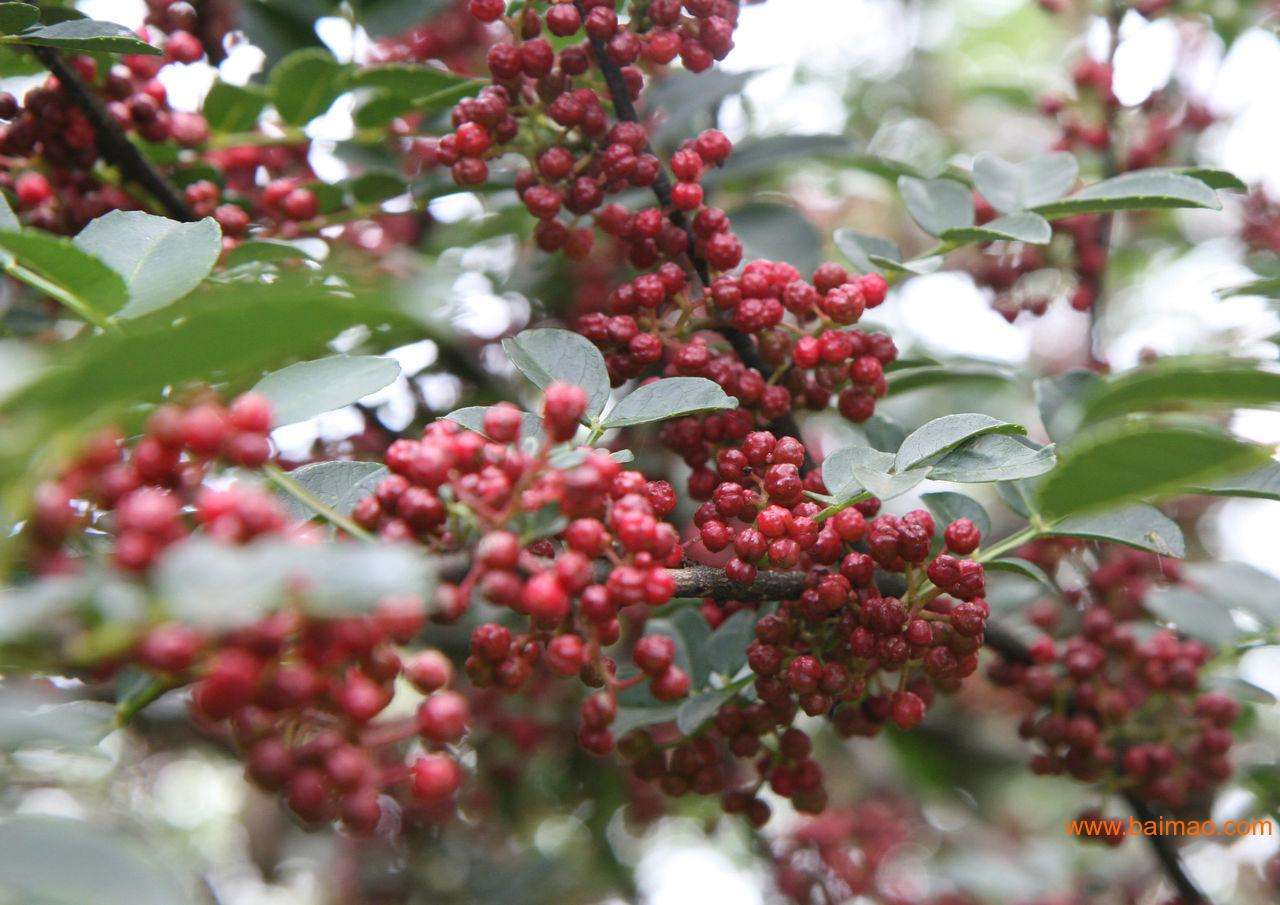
[571,1,814,460]
[27,47,196,222]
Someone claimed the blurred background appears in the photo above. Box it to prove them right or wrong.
[4,1,1280,903]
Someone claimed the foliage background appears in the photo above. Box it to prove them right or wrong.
[1,0,1280,903]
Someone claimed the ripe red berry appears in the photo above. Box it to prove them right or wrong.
[651,665,691,701]
[523,571,571,621]
[411,754,462,802]
[15,172,52,208]
[468,0,505,22]
[281,188,319,221]
[891,691,925,729]
[633,634,676,676]
[944,518,981,554]
[417,690,470,743]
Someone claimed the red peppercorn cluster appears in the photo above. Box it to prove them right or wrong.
[369,0,491,72]
[26,393,277,575]
[183,608,478,833]
[143,0,231,63]
[351,386,689,756]
[413,1,908,441]
[18,395,488,832]
[966,26,1213,320]
[613,430,990,820]
[771,799,984,905]
[0,50,208,233]
[989,543,1237,839]
[1240,186,1280,255]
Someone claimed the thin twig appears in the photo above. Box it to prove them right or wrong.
[29,46,195,221]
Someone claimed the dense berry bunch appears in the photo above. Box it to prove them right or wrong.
[351,385,691,755]
[771,800,982,905]
[0,50,207,233]
[370,0,491,70]
[966,19,1214,320]
[989,542,1236,837]
[183,604,476,833]
[26,392,276,575]
[18,393,483,832]
[615,431,989,821]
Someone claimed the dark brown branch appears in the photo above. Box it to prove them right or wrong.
[435,549,1209,901]
[30,47,195,222]
[1123,794,1210,904]
[669,563,804,601]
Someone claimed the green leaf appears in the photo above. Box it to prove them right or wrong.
[706,608,756,677]
[863,412,906,452]
[0,3,38,34]
[985,557,1055,592]
[1218,275,1280,299]
[821,444,928,502]
[1045,504,1185,556]
[1159,166,1247,193]
[349,171,408,203]
[676,685,739,736]
[972,152,1078,213]
[202,80,267,131]
[895,413,1027,471]
[223,239,316,268]
[670,607,712,688]
[353,91,412,128]
[1183,561,1280,627]
[899,175,974,236]
[73,211,222,319]
[833,228,905,276]
[1191,463,1280,500]
[729,202,822,276]
[703,133,850,186]
[601,377,736,429]
[269,48,349,126]
[921,491,990,538]
[443,405,544,444]
[0,573,144,644]
[885,363,1015,396]
[348,63,471,96]
[1035,370,1101,444]
[1033,170,1221,218]
[0,228,129,319]
[0,191,16,230]
[1079,359,1280,424]
[252,354,401,427]
[1034,424,1271,520]
[940,211,1052,245]
[0,282,409,516]
[611,703,681,737]
[997,480,1036,518]
[502,328,610,421]
[927,434,1056,483]
[0,691,113,751]
[0,816,192,905]
[276,460,387,520]
[1144,586,1241,645]
[154,537,434,628]
[15,18,161,54]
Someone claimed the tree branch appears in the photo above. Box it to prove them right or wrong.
[29,47,195,222]
[1124,794,1210,904]
[435,548,1209,902]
